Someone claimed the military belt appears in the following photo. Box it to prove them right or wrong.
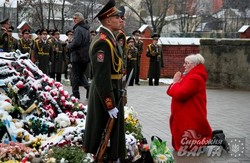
[111,74,122,80]
[38,52,49,56]
[130,58,137,60]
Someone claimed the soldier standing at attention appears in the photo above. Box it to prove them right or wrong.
[30,29,41,63]
[83,0,126,162]
[146,33,164,86]
[50,29,66,82]
[18,29,34,55]
[33,29,53,75]
[133,29,143,85]
[64,30,73,80]
[7,26,18,52]
[126,37,138,86]
[0,18,10,52]
[115,5,128,105]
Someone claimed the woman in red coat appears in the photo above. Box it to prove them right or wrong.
[166,53,212,152]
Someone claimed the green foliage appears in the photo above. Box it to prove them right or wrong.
[125,122,143,141]
[48,146,86,163]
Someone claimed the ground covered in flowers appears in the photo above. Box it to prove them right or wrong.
[0,51,155,163]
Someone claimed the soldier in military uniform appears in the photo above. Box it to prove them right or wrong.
[126,37,138,86]
[64,30,73,80]
[146,33,164,86]
[17,29,34,55]
[115,6,128,105]
[133,29,143,85]
[30,29,41,63]
[33,29,53,75]
[83,0,126,162]
[50,29,66,82]
[7,26,18,52]
[0,18,10,52]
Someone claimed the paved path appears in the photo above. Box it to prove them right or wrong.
[64,82,250,163]
[127,85,250,163]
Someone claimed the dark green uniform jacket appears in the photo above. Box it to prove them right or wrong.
[84,27,126,160]
[34,39,53,75]
[18,38,34,54]
[50,38,66,73]
[146,43,164,78]
[0,30,9,52]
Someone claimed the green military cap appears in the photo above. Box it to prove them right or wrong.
[118,6,126,20]
[132,29,141,35]
[0,17,9,24]
[66,30,73,36]
[151,33,160,40]
[94,0,121,21]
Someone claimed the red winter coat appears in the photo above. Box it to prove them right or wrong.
[166,64,212,151]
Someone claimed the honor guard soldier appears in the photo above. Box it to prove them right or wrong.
[126,37,138,86]
[64,30,73,80]
[7,26,18,52]
[33,29,53,75]
[83,0,126,162]
[18,29,34,55]
[50,29,66,82]
[0,18,10,52]
[132,29,144,85]
[115,5,128,105]
[146,33,164,86]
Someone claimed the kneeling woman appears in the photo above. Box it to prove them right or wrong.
[166,53,212,151]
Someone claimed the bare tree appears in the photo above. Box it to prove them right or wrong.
[120,0,170,34]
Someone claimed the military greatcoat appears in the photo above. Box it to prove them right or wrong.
[33,39,53,75]
[83,27,126,160]
[50,38,66,73]
[18,38,34,54]
[146,43,164,78]
[0,30,9,52]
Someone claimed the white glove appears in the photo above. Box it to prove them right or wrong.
[108,107,119,119]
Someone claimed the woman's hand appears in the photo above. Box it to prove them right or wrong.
[173,71,182,83]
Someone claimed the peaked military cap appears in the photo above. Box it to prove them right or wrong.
[22,29,31,34]
[52,29,60,35]
[94,0,121,21]
[0,17,9,24]
[151,33,160,39]
[40,29,48,35]
[132,29,141,35]
[127,37,135,44]
[90,30,97,34]
[66,30,73,36]
[118,6,125,20]
[35,29,41,35]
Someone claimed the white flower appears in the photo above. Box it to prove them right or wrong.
[155,154,168,163]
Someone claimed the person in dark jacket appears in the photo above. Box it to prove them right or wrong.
[83,0,126,162]
[67,12,91,99]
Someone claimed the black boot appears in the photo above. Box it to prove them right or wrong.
[86,88,89,99]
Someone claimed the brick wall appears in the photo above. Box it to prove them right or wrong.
[139,41,200,79]
[138,26,200,79]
